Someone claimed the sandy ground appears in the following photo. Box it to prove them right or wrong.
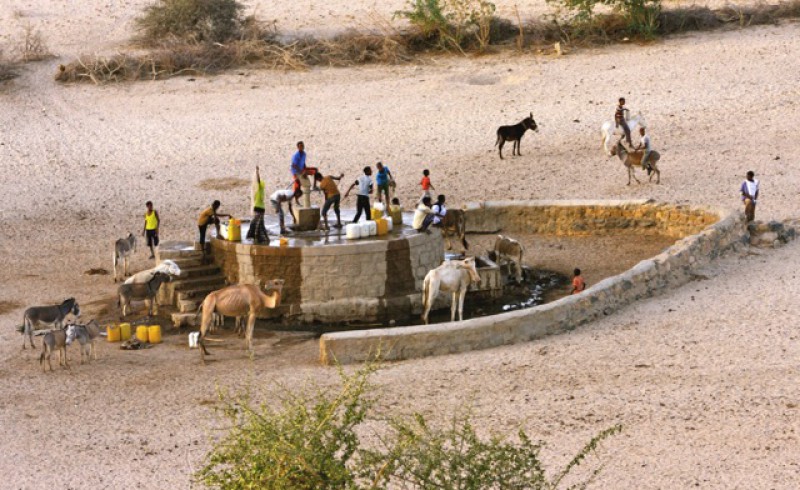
[1,1,800,487]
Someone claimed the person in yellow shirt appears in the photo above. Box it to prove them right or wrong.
[247,166,269,243]
[143,201,160,259]
[198,200,231,260]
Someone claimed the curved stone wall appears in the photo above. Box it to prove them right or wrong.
[319,200,747,364]
[211,229,443,325]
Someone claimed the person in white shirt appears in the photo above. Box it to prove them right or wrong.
[431,194,447,226]
[635,127,652,172]
[344,166,373,223]
[413,196,436,233]
[270,188,299,234]
[740,171,760,222]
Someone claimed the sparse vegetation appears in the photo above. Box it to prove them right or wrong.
[55,0,800,84]
[196,364,621,489]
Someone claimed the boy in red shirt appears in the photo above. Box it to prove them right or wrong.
[420,169,435,200]
[571,268,586,294]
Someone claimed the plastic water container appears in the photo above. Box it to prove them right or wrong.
[374,202,385,212]
[346,223,361,239]
[148,325,162,344]
[386,218,394,232]
[358,222,370,238]
[136,325,149,343]
[390,206,403,226]
[227,219,241,241]
[107,325,121,342]
[279,236,289,247]
[371,208,383,220]
[119,323,131,341]
[365,220,377,236]
[376,218,389,236]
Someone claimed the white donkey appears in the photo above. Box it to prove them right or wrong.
[124,259,181,284]
[600,112,646,156]
[421,257,482,325]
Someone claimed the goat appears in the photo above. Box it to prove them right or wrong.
[495,112,538,159]
[118,272,171,317]
[39,325,77,372]
[22,298,80,349]
[113,233,137,282]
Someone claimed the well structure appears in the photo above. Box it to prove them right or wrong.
[210,217,444,325]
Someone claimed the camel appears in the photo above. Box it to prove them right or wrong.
[611,138,661,185]
[197,279,284,363]
[421,258,481,324]
[440,209,469,251]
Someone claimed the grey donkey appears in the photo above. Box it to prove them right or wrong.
[39,324,78,372]
[118,271,172,317]
[113,233,137,282]
[71,319,102,364]
[22,298,80,349]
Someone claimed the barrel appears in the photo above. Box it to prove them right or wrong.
[376,218,389,236]
[119,322,132,341]
[107,325,121,342]
[148,325,162,344]
[136,325,149,343]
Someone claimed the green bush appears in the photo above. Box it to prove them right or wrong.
[549,0,661,38]
[136,0,245,44]
[197,364,621,489]
[394,0,498,52]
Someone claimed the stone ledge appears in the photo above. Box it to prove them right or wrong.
[320,201,746,365]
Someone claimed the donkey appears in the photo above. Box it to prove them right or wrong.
[39,325,78,372]
[118,271,172,317]
[611,138,661,185]
[70,319,101,364]
[495,113,538,159]
[421,258,482,324]
[22,298,80,349]
[601,112,646,156]
[113,233,137,282]
[441,209,469,251]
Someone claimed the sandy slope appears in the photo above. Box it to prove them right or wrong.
[1,5,800,488]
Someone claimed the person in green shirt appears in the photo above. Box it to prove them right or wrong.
[247,166,269,243]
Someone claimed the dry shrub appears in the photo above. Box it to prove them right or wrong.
[18,23,53,62]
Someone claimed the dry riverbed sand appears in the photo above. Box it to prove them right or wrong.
[1,1,800,487]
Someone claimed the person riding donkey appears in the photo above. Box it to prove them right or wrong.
[615,97,632,146]
[634,126,653,174]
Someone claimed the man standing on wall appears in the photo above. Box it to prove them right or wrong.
[740,171,759,222]
[143,201,160,260]
[291,141,313,208]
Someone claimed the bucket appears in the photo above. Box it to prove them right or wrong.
[148,325,162,344]
[119,323,132,341]
[136,325,149,343]
[346,223,361,239]
[227,219,241,241]
[107,325,121,342]
[376,218,389,236]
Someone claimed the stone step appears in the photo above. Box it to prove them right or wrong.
[178,264,221,279]
[169,257,206,269]
[160,276,226,304]
[176,284,224,302]
[178,298,201,313]
[157,241,204,261]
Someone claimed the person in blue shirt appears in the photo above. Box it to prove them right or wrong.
[374,161,394,205]
[291,141,316,208]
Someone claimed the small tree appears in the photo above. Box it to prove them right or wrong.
[136,0,245,44]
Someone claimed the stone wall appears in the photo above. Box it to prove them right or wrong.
[319,200,747,364]
[210,230,444,325]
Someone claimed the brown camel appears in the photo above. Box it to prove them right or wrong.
[198,279,284,363]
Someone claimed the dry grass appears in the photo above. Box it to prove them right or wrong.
[17,23,53,62]
[0,300,23,315]
[197,177,250,191]
[55,0,800,84]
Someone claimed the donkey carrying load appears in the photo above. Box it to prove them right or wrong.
[610,137,661,185]
[117,271,172,317]
[21,298,80,349]
[495,113,538,159]
[113,233,137,282]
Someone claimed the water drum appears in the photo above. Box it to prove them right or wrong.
[345,223,361,239]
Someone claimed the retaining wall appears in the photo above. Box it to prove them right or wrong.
[319,200,747,364]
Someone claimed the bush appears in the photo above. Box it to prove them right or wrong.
[548,0,662,38]
[394,0,498,52]
[196,364,621,489]
[136,0,245,44]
